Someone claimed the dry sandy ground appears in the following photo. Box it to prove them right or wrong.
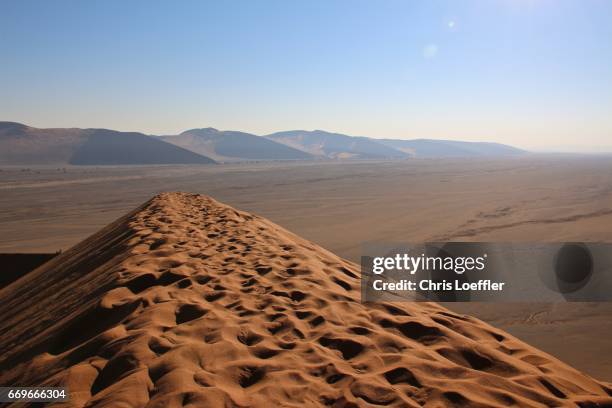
[1,192,610,407]
[1,156,612,381]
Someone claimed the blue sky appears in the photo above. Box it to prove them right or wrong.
[1,0,611,151]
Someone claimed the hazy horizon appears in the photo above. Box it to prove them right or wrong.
[5,119,612,154]
[2,1,611,152]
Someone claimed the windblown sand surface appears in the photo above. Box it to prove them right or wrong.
[1,192,611,407]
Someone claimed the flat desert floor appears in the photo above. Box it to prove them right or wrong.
[1,155,611,380]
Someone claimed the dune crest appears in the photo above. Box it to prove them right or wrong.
[0,192,610,407]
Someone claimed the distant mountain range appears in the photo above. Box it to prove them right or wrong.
[162,128,525,161]
[265,130,406,159]
[159,128,312,162]
[0,122,214,165]
[376,138,525,157]
[0,121,526,165]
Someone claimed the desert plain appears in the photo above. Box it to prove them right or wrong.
[1,155,611,382]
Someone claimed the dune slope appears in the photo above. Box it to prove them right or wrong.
[0,192,610,407]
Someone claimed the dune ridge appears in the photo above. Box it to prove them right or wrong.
[0,192,610,407]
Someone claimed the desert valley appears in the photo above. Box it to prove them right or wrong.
[2,132,612,385]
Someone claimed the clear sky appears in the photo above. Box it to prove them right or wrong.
[1,0,611,151]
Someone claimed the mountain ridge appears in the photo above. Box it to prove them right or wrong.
[266,130,408,159]
[377,137,525,157]
[0,122,216,165]
[160,128,313,162]
[0,121,527,165]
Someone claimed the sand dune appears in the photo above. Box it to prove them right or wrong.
[0,192,610,407]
